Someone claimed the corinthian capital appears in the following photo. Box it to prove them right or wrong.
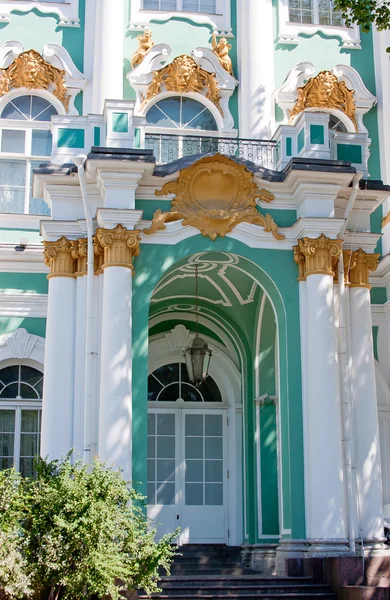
[293,234,343,279]
[344,248,380,288]
[43,236,76,279]
[70,238,88,277]
[96,224,141,272]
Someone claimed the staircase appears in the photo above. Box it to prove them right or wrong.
[138,544,337,600]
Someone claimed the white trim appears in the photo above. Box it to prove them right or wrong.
[255,294,266,538]
[128,0,232,36]
[0,1,80,27]
[277,0,361,49]
[0,245,47,274]
[0,293,47,318]
[0,328,45,363]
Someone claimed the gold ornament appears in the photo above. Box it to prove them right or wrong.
[0,49,70,111]
[289,71,357,131]
[131,28,154,69]
[70,238,88,277]
[211,32,234,76]
[96,224,141,273]
[93,235,104,276]
[143,154,283,241]
[293,234,343,279]
[43,236,76,279]
[141,54,223,115]
[343,248,379,288]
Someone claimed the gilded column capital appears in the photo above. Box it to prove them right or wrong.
[96,224,141,273]
[70,238,88,277]
[293,234,343,279]
[43,236,76,279]
[344,248,380,289]
[93,235,104,276]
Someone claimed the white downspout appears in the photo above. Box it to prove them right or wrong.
[73,155,95,462]
[338,172,362,553]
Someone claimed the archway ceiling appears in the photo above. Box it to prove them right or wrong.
[149,252,265,345]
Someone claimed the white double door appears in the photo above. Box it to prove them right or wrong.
[147,407,228,545]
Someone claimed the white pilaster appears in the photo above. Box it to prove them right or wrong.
[237,0,275,138]
[350,285,384,540]
[92,0,124,113]
[41,276,76,461]
[72,274,87,457]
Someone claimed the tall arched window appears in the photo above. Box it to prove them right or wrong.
[0,364,43,477]
[148,362,222,403]
[0,95,58,215]
[289,0,343,26]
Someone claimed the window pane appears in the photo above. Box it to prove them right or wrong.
[20,433,38,457]
[20,366,43,388]
[205,414,222,436]
[161,0,177,8]
[205,483,223,505]
[148,375,163,401]
[31,97,57,122]
[0,384,19,399]
[1,97,31,120]
[19,384,39,400]
[0,160,26,213]
[158,383,180,402]
[153,364,179,386]
[32,130,52,156]
[156,482,175,504]
[157,436,175,458]
[148,413,156,435]
[185,459,203,482]
[1,129,25,153]
[185,414,203,436]
[157,413,175,435]
[185,483,203,505]
[0,410,15,432]
[0,457,13,470]
[20,458,35,478]
[205,437,222,459]
[185,436,203,459]
[21,410,39,433]
[143,0,159,7]
[181,383,202,402]
[148,436,155,458]
[29,160,51,216]
[205,460,223,482]
[200,0,216,11]
[0,366,19,387]
[184,109,218,131]
[157,458,175,481]
[0,434,14,458]
[147,482,155,504]
[146,99,181,128]
[147,459,155,481]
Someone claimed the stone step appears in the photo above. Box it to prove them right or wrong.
[139,594,336,600]
[155,584,332,595]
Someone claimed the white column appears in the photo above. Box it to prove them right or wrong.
[97,224,140,483]
[41,238,77,461]
[92,0,124,113]
[348,250,383,541]
[296,236,347,547]
[237,0,275,138]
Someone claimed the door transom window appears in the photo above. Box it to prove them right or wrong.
[148,362,222,403]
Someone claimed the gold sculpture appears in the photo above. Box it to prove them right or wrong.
[0,50,70,111]
[141,54,223,115]
[289,71,357,130]
[131,28,154,69]
[143,154,284,241]
[211,32,234,76]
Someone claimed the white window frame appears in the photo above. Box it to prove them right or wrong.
[0,402,42,474]
[0,93,58,215]
[128,0,232,37]
[277,0,361,49]
[0,1,80,27]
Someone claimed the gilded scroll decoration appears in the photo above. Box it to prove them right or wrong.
[211,32,234,76]
[131,28,154,69]
[143,154,284,241]
[0,50,70,111]
[289,71,357,130]
[141,54,223,116]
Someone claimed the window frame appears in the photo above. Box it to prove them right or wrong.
[0,1,80,28]
[277,0,361,49]
[0,93,58,216]
[129,0,232,37]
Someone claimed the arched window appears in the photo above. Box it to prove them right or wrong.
[143,0,216,13]
[0,94,58,215]
[146,97,218,131]
[289,0,343,26]
[148,362,222,403]
[0,364,43,477]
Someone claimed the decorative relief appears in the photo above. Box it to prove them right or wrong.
[96,224,141,273]
[293,234,343,279]
[131,28,154,69]
[143,154,284,241]
[211,32,233,77]
[4,328,37,360]
[43,236,76,279]
[141,54,223,115]
[289,70,357,131]
[0,49,70,111]
[343,248,380,288]
[70,238,88,277]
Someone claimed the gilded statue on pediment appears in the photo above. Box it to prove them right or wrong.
[131,28,154,69]
[289,70,357,130]
[211,32,234,76]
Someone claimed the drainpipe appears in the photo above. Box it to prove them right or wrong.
[338,172,362,554]
[73,155,94,462]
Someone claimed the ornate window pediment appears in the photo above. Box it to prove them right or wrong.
[0,1,80,28]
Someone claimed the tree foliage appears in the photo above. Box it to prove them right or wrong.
[333,0,390,33]
[0,456,177,600]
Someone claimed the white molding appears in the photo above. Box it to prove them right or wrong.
[0,1,80,27]
[0,244,47,273]
[0,293,47,318]
[128,0,232,37]
[0,213,50,230]
[277,0,361,49]
[0,328,45,364]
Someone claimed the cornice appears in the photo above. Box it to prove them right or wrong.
[343,231,381,253]
[370,253,390,288]
[40,220,86,242]
[0,213,50,230]
[0,244,47,274]
[97,209,144,230]
[0,293,47,318]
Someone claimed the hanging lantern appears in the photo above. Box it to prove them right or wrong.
[183,264,212,387]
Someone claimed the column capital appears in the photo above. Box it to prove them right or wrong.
[293,234,343,279]
[96,224,141,272]
[43,236,76,279]
[93,235,104,276]
[70,238,88,277]
[344,248,380,289]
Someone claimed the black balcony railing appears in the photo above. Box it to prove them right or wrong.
[145,134,277,169]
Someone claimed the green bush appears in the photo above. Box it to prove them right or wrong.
[0,456,177,600]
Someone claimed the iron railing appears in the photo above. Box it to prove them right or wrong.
[145,134,277,169]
